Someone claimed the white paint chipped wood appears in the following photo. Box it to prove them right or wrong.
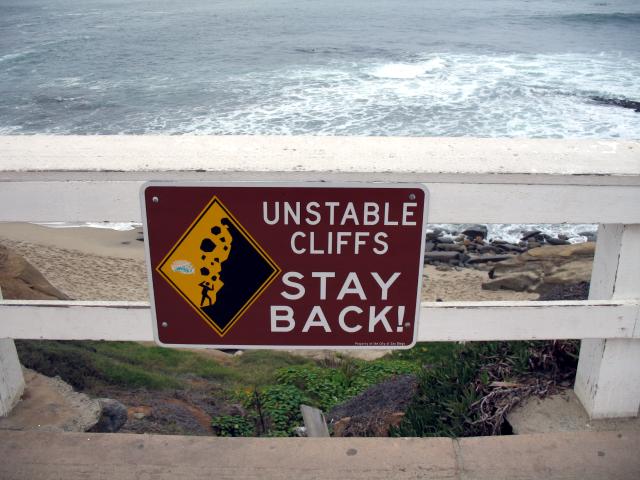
[300,405,330,437]
[1,137,639,223]
[0,339,25,417]
[1,299,638,343]
[1,136,639,178]
[575,225,640,419]
[2,181,640,224]
[0,288,25,417]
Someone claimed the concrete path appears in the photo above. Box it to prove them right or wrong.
[0,430,638,480]
[508,390,640,435]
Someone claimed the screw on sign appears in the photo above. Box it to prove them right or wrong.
[142,183,428,349]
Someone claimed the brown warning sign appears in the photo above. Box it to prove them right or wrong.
[142,183,428,349]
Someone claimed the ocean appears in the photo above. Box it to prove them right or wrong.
[1,0,639,137]
[1,0,638,239]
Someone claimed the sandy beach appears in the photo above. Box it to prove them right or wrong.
[0,222,536,303]
[0,223,147,301]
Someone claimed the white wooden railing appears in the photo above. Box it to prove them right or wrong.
[1,136,639,419]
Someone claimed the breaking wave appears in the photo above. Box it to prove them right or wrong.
[161,53,640,138]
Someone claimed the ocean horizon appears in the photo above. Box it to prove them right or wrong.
[1,0,639,137]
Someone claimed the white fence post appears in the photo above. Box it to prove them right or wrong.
[0,339,24,417]
[0,288,25,417]
[574,224,640,419]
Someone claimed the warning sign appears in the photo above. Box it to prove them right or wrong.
[157,197,280,336]
[142,183,428,349]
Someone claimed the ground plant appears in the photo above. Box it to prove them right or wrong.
[392,340,579,437]
[217,357,419,436]
[16,339,578,438]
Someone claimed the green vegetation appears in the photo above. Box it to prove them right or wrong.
[275,358,418,411]
[391,340,579,437]
[218,357,418,436]
[17,339,578,438]
[256,384,308,436]
[211,415,254,437]
[15,340,311,392]
[232,350,314,387]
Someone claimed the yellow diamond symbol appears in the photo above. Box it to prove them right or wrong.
[157,197,281,336]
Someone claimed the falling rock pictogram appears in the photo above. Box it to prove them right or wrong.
[157,197,280,336]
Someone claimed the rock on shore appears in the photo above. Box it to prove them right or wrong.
[482,243,595,293]
[421,226,595,296]
[0,244,69,300]
[423,226,584,269]
[0,368,101,433]
[327,375,418,437]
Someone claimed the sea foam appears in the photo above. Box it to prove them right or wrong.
[165,53,640,138]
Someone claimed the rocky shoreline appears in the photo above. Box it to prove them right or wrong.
[424,224,595,296]
[425,224,595,268]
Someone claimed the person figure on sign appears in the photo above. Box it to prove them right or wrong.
[199,281,214,307]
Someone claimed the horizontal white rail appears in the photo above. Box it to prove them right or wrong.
[1,137,639,223]
[2,181,640,224]
[2,136,639,180]
[2,299,638,343]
